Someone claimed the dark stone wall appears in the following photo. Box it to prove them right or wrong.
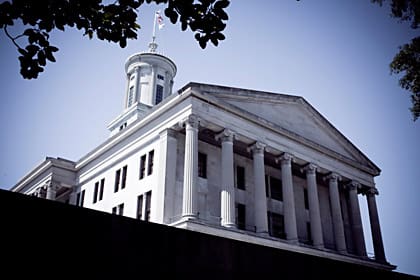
[0,189,417,280]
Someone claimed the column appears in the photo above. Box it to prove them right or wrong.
[365,187,387,262]
[249,142,268,234]
[326,173,347,253]
[135,66,141,103]
[154,128,178,223]
[278,153,298,242]
[46,181,58,200]
[303,164,323,248]
[181,115,200,220]
[216,129,236,228]
[347,181,367,257]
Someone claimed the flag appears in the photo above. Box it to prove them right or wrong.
[156,11,165,30]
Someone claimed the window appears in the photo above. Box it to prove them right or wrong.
[137,195,144,220]
[80,190,85,207]
[155,84,163,104]
[147,150,154,175]
[270,177,283,201]
[119,122,127,131]
[157,74,164,80]
[265,175,269,197]
[267,211,285,239]
[114,169,121,193]
[99,179,105,201]
[93,182,99,203]
[118,203,124,216]
[121,165,127,189]
[236,166,245,190]
[145,191,152,222]
[198,152,207,178]
[304,188,309,210]
[128,86,135,107]
[76,192,80,206]
[139,154,146,179]
[265,175,283,201]
[236,203,246,230]
[112,203,124,215]
[130,74,135,80]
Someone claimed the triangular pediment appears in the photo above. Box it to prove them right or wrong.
[189,83,379,173]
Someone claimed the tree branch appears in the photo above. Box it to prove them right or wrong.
[3,26,23,50]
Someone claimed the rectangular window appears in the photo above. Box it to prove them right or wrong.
[157,74,164,80]
[198,152,207,178]
[112,207,117,214]
[128,86,135,107]
[145,191,152,222]
[139,154,146,179]
[93,182,99,203]
[304,188,309,210]
[236,203,246,230]
[137,195,144,220]
[121,165,127,189]
[99,178,105,201]
[118,203,124,216]
[265,175,269,197]
[236,166,245,190]
[114,169,121,193]
[147,150,154,176]
[80,190,85,207]
[155,84,163,104]
[76,192,81,206]
[270,177,283,201]
[267,211,285,239]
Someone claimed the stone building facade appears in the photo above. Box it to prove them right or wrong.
[11,45,393,271]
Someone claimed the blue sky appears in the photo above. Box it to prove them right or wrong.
[0,0,419,276]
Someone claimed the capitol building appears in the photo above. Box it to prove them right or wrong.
[11,40,394,271]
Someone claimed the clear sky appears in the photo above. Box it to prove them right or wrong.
[0,0,419,276]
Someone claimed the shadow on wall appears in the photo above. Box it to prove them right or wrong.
[0,189,418,280]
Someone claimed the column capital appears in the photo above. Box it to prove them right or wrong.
[215,128,235,143]
[247,141,266,155]
[346,180,361,191]
[276,152,294,165]
[179,114,200,129]
[301,163,318,174]
[364,187,379,196]
[324,172,342,183]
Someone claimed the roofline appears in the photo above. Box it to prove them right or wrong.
[11,157,76,192]
[73,81,379,177]
[184,82,381,176]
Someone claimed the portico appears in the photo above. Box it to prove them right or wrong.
[171,110,386,263]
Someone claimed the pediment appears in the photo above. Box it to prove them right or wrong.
[192,84,378,172]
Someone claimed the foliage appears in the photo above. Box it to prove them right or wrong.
[0,0,230,79]
[390,37,420,121]
[371,0,420,120]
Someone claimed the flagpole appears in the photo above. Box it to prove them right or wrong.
[152,11,157,43]
[149,12,158,52]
